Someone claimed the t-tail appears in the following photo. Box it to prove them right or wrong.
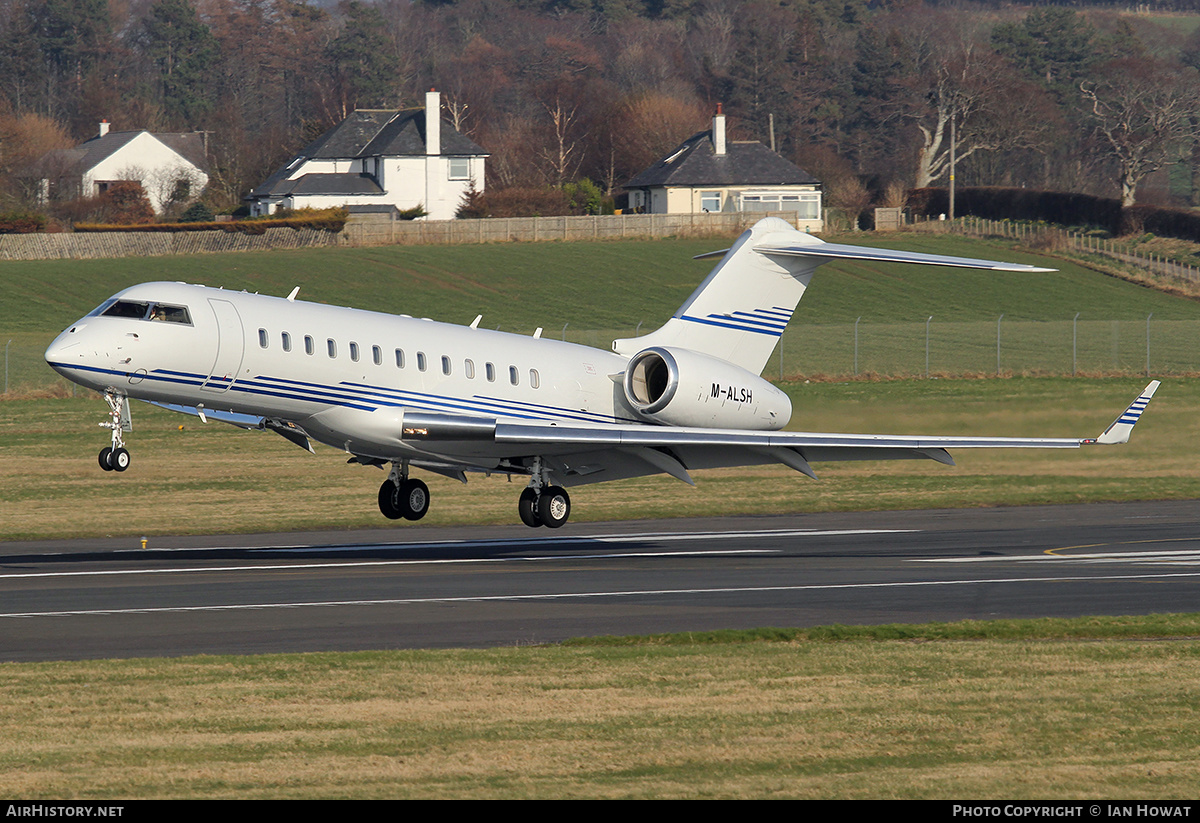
[612,216,1056,375]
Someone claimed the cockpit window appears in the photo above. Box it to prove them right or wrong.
[97,300,191,325]
[150,303,191,324]
[101,300,150,319]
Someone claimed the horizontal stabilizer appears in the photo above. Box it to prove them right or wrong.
[755,241,1057,272]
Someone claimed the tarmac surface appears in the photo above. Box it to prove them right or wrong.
[3,499,1199,662]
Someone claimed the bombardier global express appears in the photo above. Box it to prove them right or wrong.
[45,217,1158,528]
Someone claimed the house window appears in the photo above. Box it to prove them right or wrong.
[741,191,821,219]
[701,191,721,213]
[448,158,470,180]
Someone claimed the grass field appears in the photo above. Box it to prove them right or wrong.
[2,617,1199,799]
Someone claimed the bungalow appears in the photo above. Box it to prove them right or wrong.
[29,122,209,215]
[624,107,822,231]
[247,91,487,221]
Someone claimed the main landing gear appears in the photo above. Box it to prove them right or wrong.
[517,458,570,529]
[378,462,430,521]
[98,390,132,472]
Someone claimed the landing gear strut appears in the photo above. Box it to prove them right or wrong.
[378,461,429,521]
[517,458,570,528]
[98,390,131,472]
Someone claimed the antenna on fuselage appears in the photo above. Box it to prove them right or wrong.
[287,287,300,302]
[533,327,543,339]
[470,315,482,329]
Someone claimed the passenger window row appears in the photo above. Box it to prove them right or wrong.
[257,328,541,388]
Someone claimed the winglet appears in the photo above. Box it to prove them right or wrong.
[1093,380,1160,445]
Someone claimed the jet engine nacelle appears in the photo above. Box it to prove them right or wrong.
[622,346,792,430]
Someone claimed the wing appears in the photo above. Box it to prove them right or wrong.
[396,381,1160,488]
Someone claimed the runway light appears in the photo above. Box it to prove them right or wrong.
[141,536,147,550]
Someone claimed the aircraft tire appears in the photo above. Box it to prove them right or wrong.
[518,487,542,528]
[112,448,130,472]
[98,447,115,472]
[378,480,404,520]
[538,486,570,529]
[399,479,429,521]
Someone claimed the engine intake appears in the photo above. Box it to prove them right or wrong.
[623,346,791,430]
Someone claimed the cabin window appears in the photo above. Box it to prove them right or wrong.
[530,369,540,389]
[350,342,360,362]
[441,355,451,375]
[305,335,315,355]
[327,339,337,358]
[395,349,405,368]
[464,359,475,379]
[282,332,292,352]
[417,352,427,371]
[258,328,269,348]
[372,345,382,366]
[485,362,496,382]
[509,366,519,386]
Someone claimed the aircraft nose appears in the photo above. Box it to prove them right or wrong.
[45,325,102,383]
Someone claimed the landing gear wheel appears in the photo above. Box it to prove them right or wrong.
[398,478,429,521]
[518,487,542,528]
[378,480,404,520]
[537,485,570,529]
[98,447,115,472]
[111,447,130,472]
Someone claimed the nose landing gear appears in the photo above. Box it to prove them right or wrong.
[98,390,132,472]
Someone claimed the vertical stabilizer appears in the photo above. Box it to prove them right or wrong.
[613,217,820,373]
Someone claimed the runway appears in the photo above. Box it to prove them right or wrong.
[3,500,1200,662]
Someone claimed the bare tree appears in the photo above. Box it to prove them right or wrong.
[1080,58,1200,206]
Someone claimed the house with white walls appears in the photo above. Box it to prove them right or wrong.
[247,91,487,221]
[624,107,822,231]
[29,122,209,215]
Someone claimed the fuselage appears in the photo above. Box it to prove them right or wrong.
[45,282,647,452]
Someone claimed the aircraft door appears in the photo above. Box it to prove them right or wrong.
[202,298,245,393]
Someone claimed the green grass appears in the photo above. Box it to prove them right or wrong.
[2,615,1199,798]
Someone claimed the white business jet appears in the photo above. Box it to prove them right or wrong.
[45,217,1158,528]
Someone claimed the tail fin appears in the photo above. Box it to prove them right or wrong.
[613,217,1056,375]
[612,218,817,373]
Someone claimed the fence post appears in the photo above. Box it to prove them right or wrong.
[925,316,932,377]
[1146,313,1152,377]
[854,316,861,375]
[997,314,1004,375]
[1073,313,1080,377]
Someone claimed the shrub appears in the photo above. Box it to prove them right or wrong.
[0,210,47,233]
